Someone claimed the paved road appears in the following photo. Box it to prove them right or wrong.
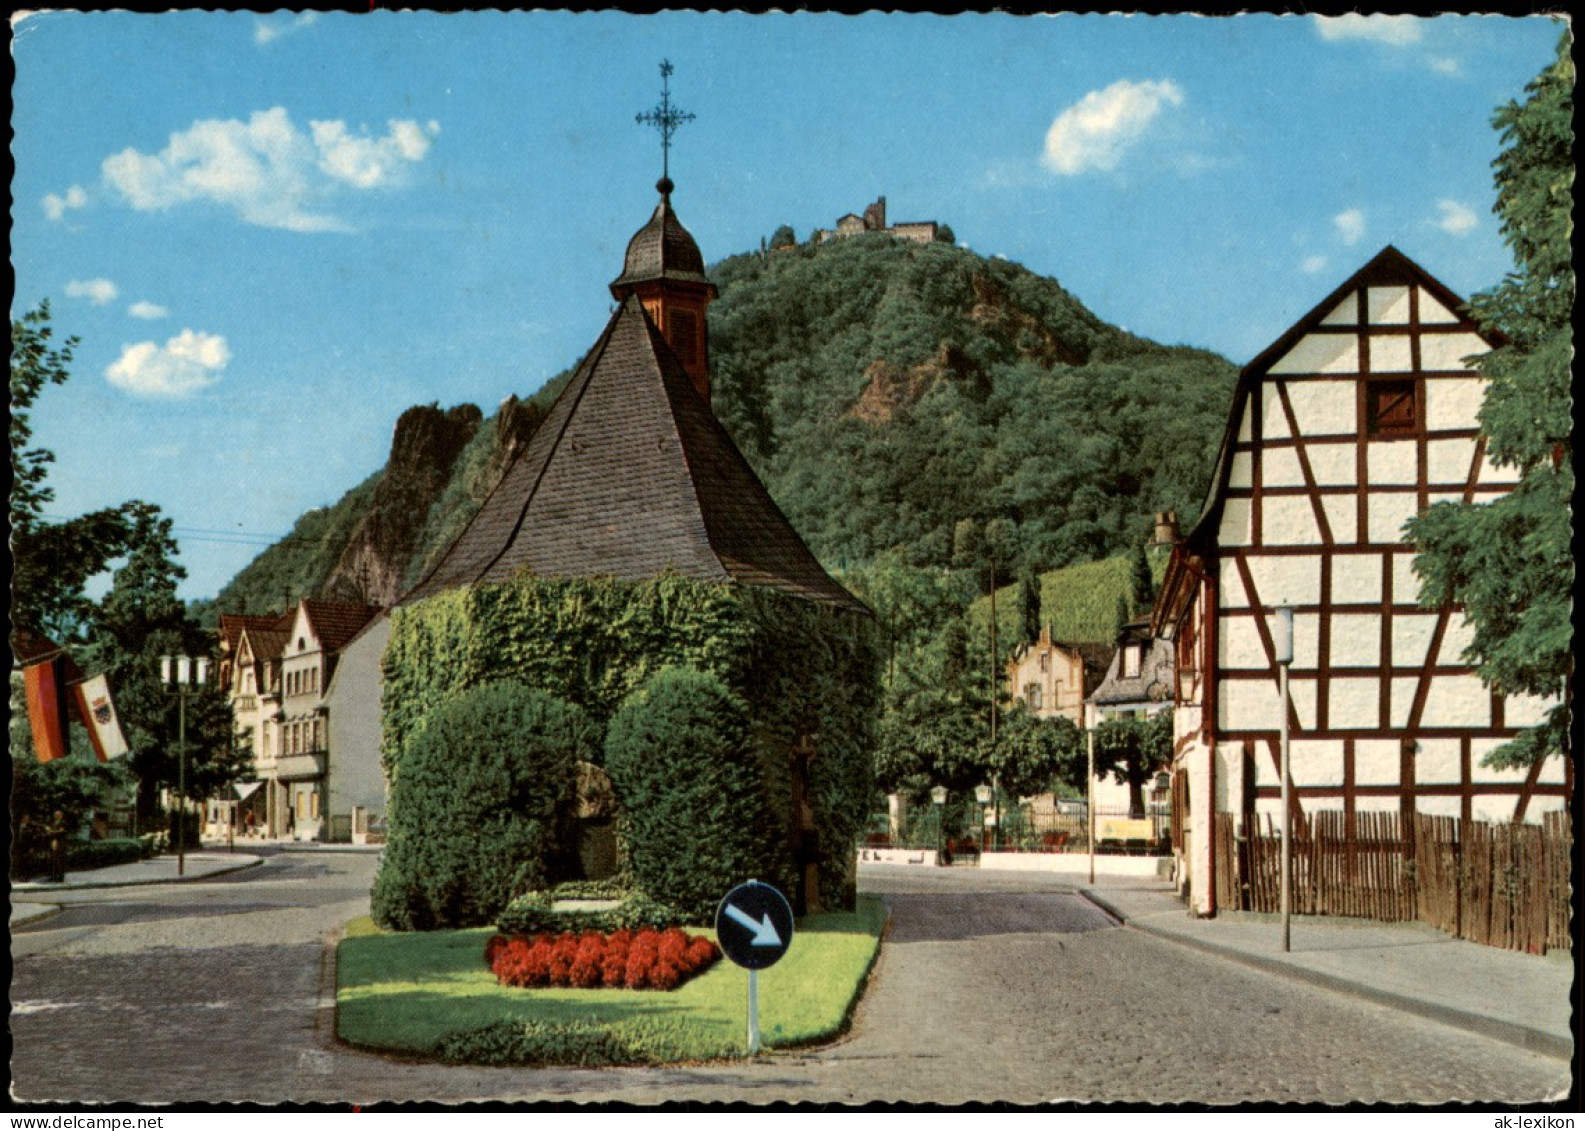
[10,857,1570,1105]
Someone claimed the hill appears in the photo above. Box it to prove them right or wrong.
[200,234,1237,624]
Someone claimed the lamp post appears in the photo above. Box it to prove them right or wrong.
[975,783,992,852]
[1273,606,1294,953]
[1086,705,1097,886]
[160,653,210,877]
[930,785,948,866]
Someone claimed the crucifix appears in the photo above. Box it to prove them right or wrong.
[635,59,695,184]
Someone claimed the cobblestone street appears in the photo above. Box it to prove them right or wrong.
[9,855,1570,1106]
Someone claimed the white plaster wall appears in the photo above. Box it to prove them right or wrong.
[1421,675,1490,728]
[1425,377,1485,430]
[1269,334,1358,376]
[1525,796,1566,815]
[1427,437,1477,485]
[1220,616,1268,669]
[1286,381,1355,436]
[1367,492,1419,545]
[1389,677,1420,728]
[1306,442,1357,486]
[1477,447,1523,486]
[1470,795,1519,823]
[1367,441,1418,486]
[1329,613,1382,668]
[1368,285,1411,324]
[1355,796,1402,813]
[1290,738,1345,787]
[1288,678,1318,731]
[1536,756,1567,785]
[1417,796,1461,818]
[1218,565,1250,610]
[1331,554,1383,605]
[1390,554,1420,603]
[1245,553,1322,607]
[1188,739,1216,915]
[1420,332,1488,372]
[1415,738,1461,784]
[1237,405,1253,443]
[1505,691,1555,728]
[1219,498,1252,546]
[1263,447,1305,488]
[1249,743,1278,788]
[325,617,391,829]
[1418,288,1457,324]
[1262,386,1292,438]
[1371,335,1413,373]
[1392,614,1439,668]
[1329,677,1382,729]
[1354,739,1400,785]
[1320,293,1358,325]
[1221,678,1282,731]
[1321,495,1358,542]
[1214,743,1242,812]
[1440,612,1476,662]
[1229,450,1253,489]
[1264,496,1323,545]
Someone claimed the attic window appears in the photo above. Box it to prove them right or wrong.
[1366,379,1417,438]
[1026,683,1043,711]
[1122,645,1142,680]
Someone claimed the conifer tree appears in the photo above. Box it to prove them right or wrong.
[1407,34,1573,767]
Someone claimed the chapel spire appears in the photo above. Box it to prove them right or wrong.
[612,60,717,403]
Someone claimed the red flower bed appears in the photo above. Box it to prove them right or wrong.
[486,927,721,991]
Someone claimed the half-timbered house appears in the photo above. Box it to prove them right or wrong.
[1153,246,1569,916]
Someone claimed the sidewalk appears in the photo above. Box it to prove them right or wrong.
[1080,880,1574,1060]
[10,851,264,929]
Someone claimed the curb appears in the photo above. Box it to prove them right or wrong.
[11,855,264,893]
[1077,888,1573,1062]
[10,904,63,929]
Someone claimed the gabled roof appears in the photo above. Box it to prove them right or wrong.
[219,614,281,656]
[237,610,295,665]
[1091,627,1174,707]
[1183,245,1505,555]
[401,296,867,614]
[299,600,382,654]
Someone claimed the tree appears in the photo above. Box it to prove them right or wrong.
[10,303,139,641]
[1016,566,1042,648]
[1129,539,1155,619]
[989,707,1083,801]
[936,224,956,245]
[1406,35,1573,768]
[769,224,796,250]
[1093,710,1173,816]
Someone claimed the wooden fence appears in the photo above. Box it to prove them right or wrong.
[1211,809,1572,954]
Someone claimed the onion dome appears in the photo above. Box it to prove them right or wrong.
[610,178,718,298]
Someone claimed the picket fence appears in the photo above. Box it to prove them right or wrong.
[1211,809,1571,954]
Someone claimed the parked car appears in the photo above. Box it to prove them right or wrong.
[1055,798,1087,816]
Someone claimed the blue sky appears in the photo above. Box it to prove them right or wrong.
[11,11,1564,601]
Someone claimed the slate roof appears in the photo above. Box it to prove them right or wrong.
[609,179,716,296]
[1091,624,1174,708]
[401,296,867,614]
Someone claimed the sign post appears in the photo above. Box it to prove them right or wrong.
[715,880,795,1055]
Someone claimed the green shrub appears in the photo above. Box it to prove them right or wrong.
[435,1019,650,1067]
[605,667,785,922]
[496,889,684,935]
[370,682,591,930]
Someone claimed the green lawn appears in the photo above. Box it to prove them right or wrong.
[337,896,887,1065]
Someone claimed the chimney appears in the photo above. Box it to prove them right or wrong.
[1152,510,1180,545]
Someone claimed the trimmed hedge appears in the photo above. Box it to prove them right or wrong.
[484,928,721,991]
[435,1019,650,1067]
[370,682,591,930]
[383,574,883,916]
[496,889,683,936]
[605,667,784,922]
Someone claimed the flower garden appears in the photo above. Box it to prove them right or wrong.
[485,928,721,991]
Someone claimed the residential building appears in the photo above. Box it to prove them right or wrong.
[1152,246,1569,916]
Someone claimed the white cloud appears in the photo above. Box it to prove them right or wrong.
[65,278,119,305]
[101,107,438,232]
[1333,208,1366,246]
[311,118,439,188]
[1429,56,1462,76]
[254,12,318,46]
[105,329,230,398]
[1302,255,1330,276]
[1433,199,1479,236]
[1042,79,1185,176]
[128,300,170,320]
[43,184,87,221]
[1313,14,1424,46]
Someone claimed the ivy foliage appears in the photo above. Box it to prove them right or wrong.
[1408,33,1574,767]
[382,573,882,919]
[605,668,785,922]
[371,681,591,931]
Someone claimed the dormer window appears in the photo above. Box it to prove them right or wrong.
[1122,644,1142,680]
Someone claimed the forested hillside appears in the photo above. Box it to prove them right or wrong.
[200,234,1237,624]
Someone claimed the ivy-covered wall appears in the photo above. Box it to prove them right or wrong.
[382,572,882,912]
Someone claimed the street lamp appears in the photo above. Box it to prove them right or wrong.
[1273,605,1294,953]
[975,783,992,852]
[160,653,210,877]
[930,785,948,865]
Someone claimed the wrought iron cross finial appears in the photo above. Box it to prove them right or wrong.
[635,58,694,184]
